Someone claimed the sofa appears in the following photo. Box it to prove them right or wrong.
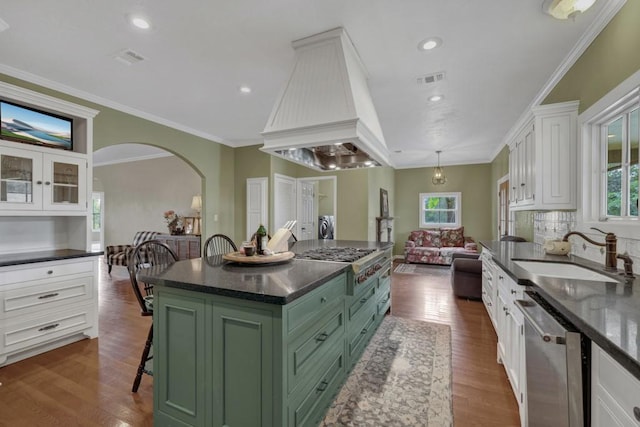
[404,227,477,265]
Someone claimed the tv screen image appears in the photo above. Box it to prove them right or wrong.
[0,100,73,150]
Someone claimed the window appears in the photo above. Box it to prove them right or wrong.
[92,195,101,232]
[602,105,639,218]
[419,192,461,228]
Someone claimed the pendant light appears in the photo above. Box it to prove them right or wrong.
[432,150,446,185]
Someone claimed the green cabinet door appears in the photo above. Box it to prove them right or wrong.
[155,290,208,427]
[212,302,275,427]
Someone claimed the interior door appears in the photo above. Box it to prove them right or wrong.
[298,180,316,240]
[273,174,296,233]
[247,177,268,241]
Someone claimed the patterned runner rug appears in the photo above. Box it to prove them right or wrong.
[320,316,453,426]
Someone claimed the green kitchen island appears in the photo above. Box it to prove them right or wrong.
[139,240,392,427]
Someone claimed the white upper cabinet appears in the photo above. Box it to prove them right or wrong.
[509,101,579,211]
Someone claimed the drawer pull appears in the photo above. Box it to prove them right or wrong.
[634,407,640,421]
[47,270,54,275]
[38,323,60,332]
[315,332,329,342]
[320,297,327,303]
[382,296,390,304]
[45,181,51,186]
[360,293,373,304]
[317,380,329,392]
[361,328,368,335]
[36,180,43,185]
[38,293,59,300]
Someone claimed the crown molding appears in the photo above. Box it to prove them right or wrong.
[492,0,627,161]
[93,151,173,167]
[0,63,232,146]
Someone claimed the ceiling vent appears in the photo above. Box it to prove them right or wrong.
[113,49,146,66]
[417,72,445,85]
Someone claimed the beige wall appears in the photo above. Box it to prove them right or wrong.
[543,0,640,112]
[393,163,493,256]
[94,155,200,246]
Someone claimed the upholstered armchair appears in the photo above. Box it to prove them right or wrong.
[105,231,160,274]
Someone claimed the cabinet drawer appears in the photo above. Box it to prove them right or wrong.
[288,304,344,393]
[0,260,94,286]
[377,288,391,316]
[286,273,346,336]
[290,349,345,427]
[593,345,640,424]
[348,309,377,363]
[0,275,93,319]
[0,304,95,354]
[348,280,376,321]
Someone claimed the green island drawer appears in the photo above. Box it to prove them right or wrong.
[286,273,346,337]
[287,303,345,393]
[348,309,377,363]
[289,348,345,427]
[377,288,391,316]
[347,280,377,321]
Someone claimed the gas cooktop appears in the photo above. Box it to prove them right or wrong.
[294,247,376,263]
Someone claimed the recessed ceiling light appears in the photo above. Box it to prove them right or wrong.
[131,16,151,30]
[608,134,615,138]
[328,164,337,169]
[418,37,442,51]
[364,160,373,166]
[239,86,252,94]
[429,95,444,102]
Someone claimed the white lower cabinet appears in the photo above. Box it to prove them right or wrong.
[0,257,98,366]
[592,343,640,427]
[481,252,497,328]
[491,262,527,426]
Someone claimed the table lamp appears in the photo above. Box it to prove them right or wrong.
[191,195,202,235]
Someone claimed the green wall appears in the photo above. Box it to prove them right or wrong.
[491,146,509,239]
[393,163,493,256]
[544,0,640,111]
[0,73,235,243]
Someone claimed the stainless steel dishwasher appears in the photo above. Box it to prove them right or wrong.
[515,291,588,427]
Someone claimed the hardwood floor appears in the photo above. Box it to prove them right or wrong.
[391,262,520,426]
[0,258,519,426]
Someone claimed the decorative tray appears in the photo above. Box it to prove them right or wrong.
[222,251,295,265]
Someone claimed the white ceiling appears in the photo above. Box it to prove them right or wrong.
[0,1,623,168]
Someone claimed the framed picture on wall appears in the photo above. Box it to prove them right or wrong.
[380,188,389,217]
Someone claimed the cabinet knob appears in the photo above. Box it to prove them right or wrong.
[510,290,517,295]
[47,270,53,275]
[320,297,327,303]
[520,183,525,187]
[36,180,43,185]
[45,181,51,185]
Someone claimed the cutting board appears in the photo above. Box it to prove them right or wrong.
[223,251,295,265]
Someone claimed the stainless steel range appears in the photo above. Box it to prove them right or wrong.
[295,246,392,292]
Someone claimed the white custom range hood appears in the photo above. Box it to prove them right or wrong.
[261,28,390,171]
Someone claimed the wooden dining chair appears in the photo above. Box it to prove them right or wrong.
[127,240,178,392]
[203,234,238,257]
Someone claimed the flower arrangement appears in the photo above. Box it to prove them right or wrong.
[163,210,184,235]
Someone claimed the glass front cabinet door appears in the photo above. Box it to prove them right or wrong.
[0,146,43,210]
[0,145,86,212]
[42,154,87,211]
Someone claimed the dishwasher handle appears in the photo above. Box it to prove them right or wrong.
[515,299,567,345]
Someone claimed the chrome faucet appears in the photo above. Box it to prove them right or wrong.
[562,227,617,272]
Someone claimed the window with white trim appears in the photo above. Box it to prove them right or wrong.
[419,192,461,228]
[600,97,639,219]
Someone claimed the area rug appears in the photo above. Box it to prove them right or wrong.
[394,263,450,275]
[320,316,453,426]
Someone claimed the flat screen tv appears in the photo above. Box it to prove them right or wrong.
[0,100,73,150]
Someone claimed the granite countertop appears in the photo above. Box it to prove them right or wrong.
[139,240,392,305]
[0,249,104,267]
[481,240,640,379]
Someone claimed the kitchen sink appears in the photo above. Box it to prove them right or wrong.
[513,260,619,283]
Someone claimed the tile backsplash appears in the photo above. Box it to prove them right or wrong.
[530,210,640,267]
